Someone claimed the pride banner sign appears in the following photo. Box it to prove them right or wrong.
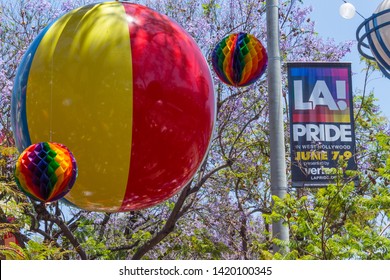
[287,62,357,187]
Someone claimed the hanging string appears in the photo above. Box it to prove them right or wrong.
[50,44,54,142]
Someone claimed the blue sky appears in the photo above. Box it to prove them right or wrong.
[304,0,390,119]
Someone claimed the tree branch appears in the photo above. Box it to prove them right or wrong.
[131,161,231,260]
[35,204,87,260]
[131,182,192,260]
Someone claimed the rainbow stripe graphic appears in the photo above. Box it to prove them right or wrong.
[15,142,77,203]
[289,66,352,123]
[211,32,268,87]
[11,2,215,212]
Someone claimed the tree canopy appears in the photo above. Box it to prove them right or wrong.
[0,0,389,260]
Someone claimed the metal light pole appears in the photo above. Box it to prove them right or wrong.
[266,0,289,253]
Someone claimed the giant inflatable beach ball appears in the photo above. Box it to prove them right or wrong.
[211,32,268,87]
[11,1,215,212]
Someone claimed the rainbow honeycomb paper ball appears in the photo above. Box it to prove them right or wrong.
[15,142,77,203]
[11,2,215,212]
[211,32,268,87]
